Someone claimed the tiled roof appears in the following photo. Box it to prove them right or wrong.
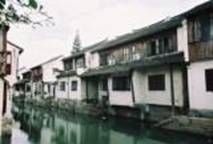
[81,52,184,77]
[91,15,183,53]
[31,55,63,70]
[63,39,108,61]
[183,0,213,17]
[90,1,213,53]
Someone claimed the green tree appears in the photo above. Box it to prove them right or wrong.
[0,0,52,26]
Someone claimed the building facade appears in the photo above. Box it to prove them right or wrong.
[185,2,213,117]
[15,55,63,101]
[56,41,106,101]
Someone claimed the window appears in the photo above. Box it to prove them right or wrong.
[101,78,108,91]
[123,48,129,61]
[100,52,108,66]
[60,82,66,91]
[64,61,73,70]
[193,19,202,42]
[148,74,165,91]
[26,85,31,92]
[205,69,213,92]
[76,57,85,68]
[71,81,78,91]
[112,76,130,91]
[47,84,51,93]
[150,41,157,56]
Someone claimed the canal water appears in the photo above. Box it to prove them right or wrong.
[0,105,210,144]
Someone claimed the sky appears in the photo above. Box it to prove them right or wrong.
[8,0,208,69]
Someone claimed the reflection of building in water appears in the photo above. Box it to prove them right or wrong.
[11,106,207,144]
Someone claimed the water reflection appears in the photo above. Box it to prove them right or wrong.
[1,105,208,144]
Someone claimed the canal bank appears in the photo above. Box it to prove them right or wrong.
[2,104,210,144]
[13,97,213,138]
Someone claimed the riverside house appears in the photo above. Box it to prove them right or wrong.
[185,1,213,117]
[81,1,213,120]
[13,1,213,120]
[0,25,24,118]
[31,55,63,100]
[4,41,24,116]
[56,40,107,101]
[82,16,188,120]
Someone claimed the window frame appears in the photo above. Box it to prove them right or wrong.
[112,76,131,91]
[60,81,66,91]
[71,80,78,91]
[205,69,213,92]
[148,74,165,91]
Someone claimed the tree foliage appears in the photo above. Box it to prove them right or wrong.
[0,0,53,27]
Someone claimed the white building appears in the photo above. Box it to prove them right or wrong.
[184,1,213,117]
[0,24,24,119]
[4,41,24,117]
[56,40,106,102]
[30,55,63,100]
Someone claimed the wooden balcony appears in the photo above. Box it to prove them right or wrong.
[189,40,213,61]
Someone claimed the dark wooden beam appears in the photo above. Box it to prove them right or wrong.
[130,70,135,104]
[86,78,89,103]
[169,64,175,116]
[182,64,190,114]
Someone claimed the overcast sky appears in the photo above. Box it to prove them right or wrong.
[8,0,208,68]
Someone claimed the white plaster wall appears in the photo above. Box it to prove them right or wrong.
[133,66,184,107]
[56,76,82,100]
[56,77,68,99]
[4,43,20,117]
[5,43,20,86]
[42,57,63,82]
[177,19,189,62]
[68,76,82,100]
[85,51,92,68]
[90,52,100,68]
[188,60,213,110]
[108,77,133,107]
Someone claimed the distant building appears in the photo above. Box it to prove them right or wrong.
[14,55,63,101]
[56,40,106,101]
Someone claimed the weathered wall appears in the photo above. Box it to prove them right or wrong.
[56,76,83,100]
[56,77,68,99]
[90,52,100,69]
[177,19,189,62]
[68,76,82,100]
[188,60,213,110]
[42,57,63,82]
[108,77,133,107]
[133,66,184,107]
